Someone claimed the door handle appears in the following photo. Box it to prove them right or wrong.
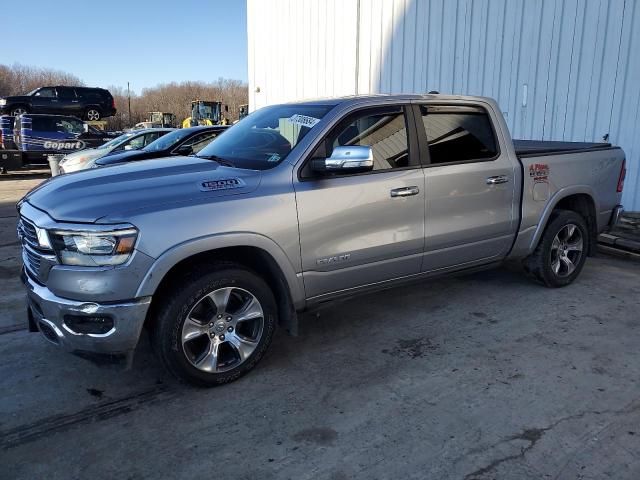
[390,186,420,197]
[486,175,509,185]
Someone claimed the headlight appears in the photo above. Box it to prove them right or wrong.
[61,155,86,166]
[0,99,6,106]
[48,227,138,266]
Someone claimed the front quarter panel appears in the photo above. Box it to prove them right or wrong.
[130,166,305,308]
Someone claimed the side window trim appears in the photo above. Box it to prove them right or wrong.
[413,102,501,168]
[299,104,419,180]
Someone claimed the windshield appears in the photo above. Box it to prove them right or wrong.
[143,129,193,152]
[97,132,135,149]
[196,104,334,170]
[26,88,39,96]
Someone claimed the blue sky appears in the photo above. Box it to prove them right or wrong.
[6,0,247,93]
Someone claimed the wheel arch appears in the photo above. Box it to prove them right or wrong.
[138,235,304,335]
[84,105,102,118]
[10,103,29,113]
[530,187,599,255]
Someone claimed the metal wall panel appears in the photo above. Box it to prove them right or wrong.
[247,0,640,209]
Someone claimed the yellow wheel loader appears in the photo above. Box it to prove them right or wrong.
[182,101,228,128]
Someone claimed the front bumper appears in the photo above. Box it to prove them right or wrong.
[22,269,151,354]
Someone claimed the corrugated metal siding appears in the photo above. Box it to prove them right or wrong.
[247,0,359,109]
[248,0,640,209]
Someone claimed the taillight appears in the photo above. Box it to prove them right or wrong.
[111,98,116,109]
[617,159,626,193]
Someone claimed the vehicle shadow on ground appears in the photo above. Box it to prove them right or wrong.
[114,264,533,385]
[0,171,49,182]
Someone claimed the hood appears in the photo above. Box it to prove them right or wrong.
[24,156,262,223]
[61,147,104,164]
[2,95,30,101]
[95,149,153,166]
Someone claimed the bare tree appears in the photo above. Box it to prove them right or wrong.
[0,63,84,97]
[0,63,248,130]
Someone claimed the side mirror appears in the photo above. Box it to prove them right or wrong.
[175,145,193,156]
[311,145,373,174]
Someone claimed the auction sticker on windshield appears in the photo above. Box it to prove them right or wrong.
[288,114,321,129]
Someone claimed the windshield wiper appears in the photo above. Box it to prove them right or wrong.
[196,154,235,167]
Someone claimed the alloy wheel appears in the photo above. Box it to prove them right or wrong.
[550,223,583,277]
[87,109,100,121]
[181,287,264,373]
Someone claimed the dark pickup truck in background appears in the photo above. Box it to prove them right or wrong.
[0,86,116,121]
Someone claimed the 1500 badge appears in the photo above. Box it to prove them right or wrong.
[199,178,245,192]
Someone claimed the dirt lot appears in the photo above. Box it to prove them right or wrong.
[1,175,639,480]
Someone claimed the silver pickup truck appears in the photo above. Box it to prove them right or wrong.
[18,94,626,386]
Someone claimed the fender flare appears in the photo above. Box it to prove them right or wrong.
[528,185,599,251]
[135,232,305,308]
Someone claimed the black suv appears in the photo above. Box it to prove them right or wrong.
[0,86,116,121]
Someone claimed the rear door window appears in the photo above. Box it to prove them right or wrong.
[180,131,220,154]
[56,87,76,100]
[143,132,163,146]
[126,134,147,150]
[418,105,498,165]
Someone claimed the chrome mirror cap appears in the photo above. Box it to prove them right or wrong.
[313,145,374,173]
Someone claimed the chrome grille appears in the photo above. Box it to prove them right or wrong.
[17,217,39,249]
[22,246,42,276]
[17,215,55,282]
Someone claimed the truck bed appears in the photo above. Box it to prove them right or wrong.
[514,139,615,157]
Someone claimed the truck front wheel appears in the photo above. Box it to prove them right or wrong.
[151,264,277,387]
[524,210,589,288]
[11,105,28,116]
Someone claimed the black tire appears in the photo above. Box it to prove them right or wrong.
[10,105,28,116]
[151,263,277,387]
[523,209,589,288]
[85,108,101,121]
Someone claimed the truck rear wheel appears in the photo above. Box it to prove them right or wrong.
[524,210,589,288]
[151,263,277,387]
[85,108,101,121]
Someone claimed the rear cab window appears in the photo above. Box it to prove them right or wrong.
[30,117,83,133]
[417,104,499,165]
[30,117,59,132]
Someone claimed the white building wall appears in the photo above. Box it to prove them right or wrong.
[247,0,640,210]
